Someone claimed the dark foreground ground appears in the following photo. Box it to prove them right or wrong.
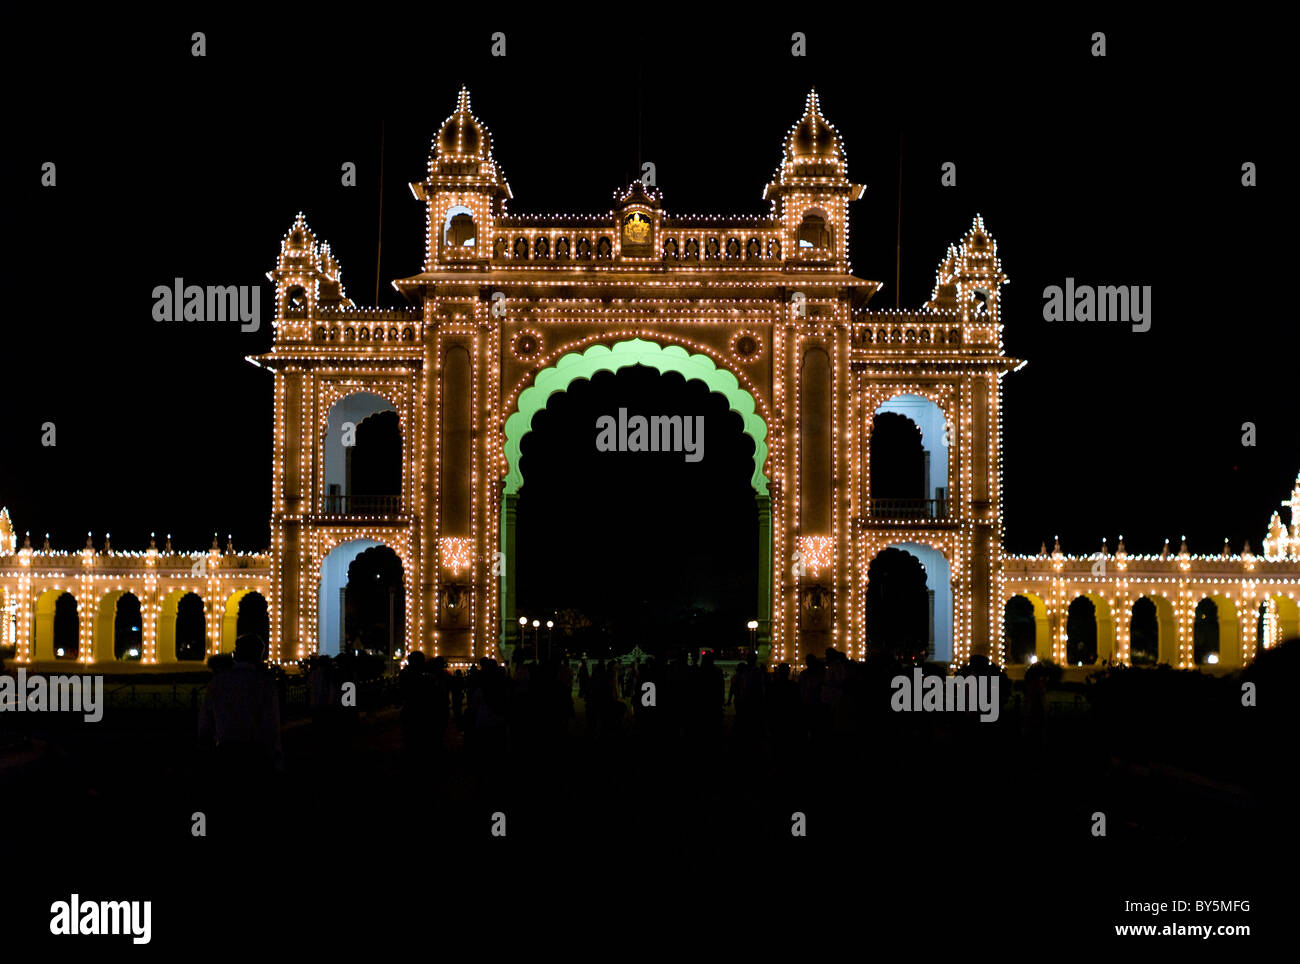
[1,667,1290,953]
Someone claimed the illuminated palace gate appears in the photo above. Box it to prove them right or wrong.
[254,88,1014,667]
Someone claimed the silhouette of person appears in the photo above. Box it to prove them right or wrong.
[198,633,283,835]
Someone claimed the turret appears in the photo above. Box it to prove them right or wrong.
[410,86,512,269]
[763,90,863,269]
[926,214,1009,324]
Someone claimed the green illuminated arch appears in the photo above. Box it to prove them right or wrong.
[503,337,769,495]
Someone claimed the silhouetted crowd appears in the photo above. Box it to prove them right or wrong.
[390,645,1015,765]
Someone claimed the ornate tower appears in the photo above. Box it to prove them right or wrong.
[851,213,1015,666]
[409,85,512,270]
[764,89,863,270]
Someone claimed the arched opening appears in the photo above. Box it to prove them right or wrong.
[515,364,757,659]
[443,206,477,248]
[1132,593,1179,665]
[797,210,832,250]
[113,593,143,661]
[222,590,269,655]
[865,546,952,663]
[1066,596,1098,666]
[158,589,206,662]
[325,392,401,515]
[53,592,79,659]
[346,546,406,662]
[1130,596,1159,665]
[1004,594,1047,664]
[1194,597,1220,666]
[34,589,79,661]
[176,592,206,661]
[318,539,405,661]
[1260,594,1300,651]
[351,411,401,508]
[872,394,949,518]
[870,413,925,517]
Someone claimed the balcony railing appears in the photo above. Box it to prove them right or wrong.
[869,498,949,520]
[321,495,402,516]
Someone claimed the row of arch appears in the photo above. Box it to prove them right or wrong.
[314,382,954,518]
[449,208,832,262]
[314,325,416,343]
[1003,592,1300,667]
[860,326,963,346]
[28,588,269,663]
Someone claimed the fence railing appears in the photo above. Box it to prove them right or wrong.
[321,495,402,516]
[869,498,949,520]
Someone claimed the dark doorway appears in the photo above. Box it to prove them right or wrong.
[865,547,930,661]
[516,364,757,659]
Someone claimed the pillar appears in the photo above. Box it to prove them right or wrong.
[500,491,520,660]
[757,494,772,655]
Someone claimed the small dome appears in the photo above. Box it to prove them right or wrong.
[436,86,489,158]
[790,90,841,158]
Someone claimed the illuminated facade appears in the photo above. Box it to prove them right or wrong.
[2,89,1297,672]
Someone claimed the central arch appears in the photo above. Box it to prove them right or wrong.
[500,337,771,654]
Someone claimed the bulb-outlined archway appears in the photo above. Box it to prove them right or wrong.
[499,337,773,654]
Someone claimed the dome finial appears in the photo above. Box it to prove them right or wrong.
[457,84,471,113]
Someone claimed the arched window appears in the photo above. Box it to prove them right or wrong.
[705,237,720,259]
[577,237,592,260]
[513,237,529,260]
[556,237,570,259]
[664,238,678,260]
[596,236,612,259]
[746,238,761,259]
[444,209,477,248]
[726,237,740,258]
[797,212,832,250]
[535,236,549,259]
[685,238,699,260]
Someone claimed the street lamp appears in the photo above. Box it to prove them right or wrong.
[746,619,758,653]
[532,619,541,658]
[546,619,554,660]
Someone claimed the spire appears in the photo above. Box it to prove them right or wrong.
[765,89,862,212]
[927,214,1009,321]
[0,507,13,555]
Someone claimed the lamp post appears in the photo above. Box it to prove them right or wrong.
[546,619,554,661]
[532,619,541,659]
[746,619,758,654]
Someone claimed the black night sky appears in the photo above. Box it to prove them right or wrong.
[2,14,1293,949]
[3,14,1294,572]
